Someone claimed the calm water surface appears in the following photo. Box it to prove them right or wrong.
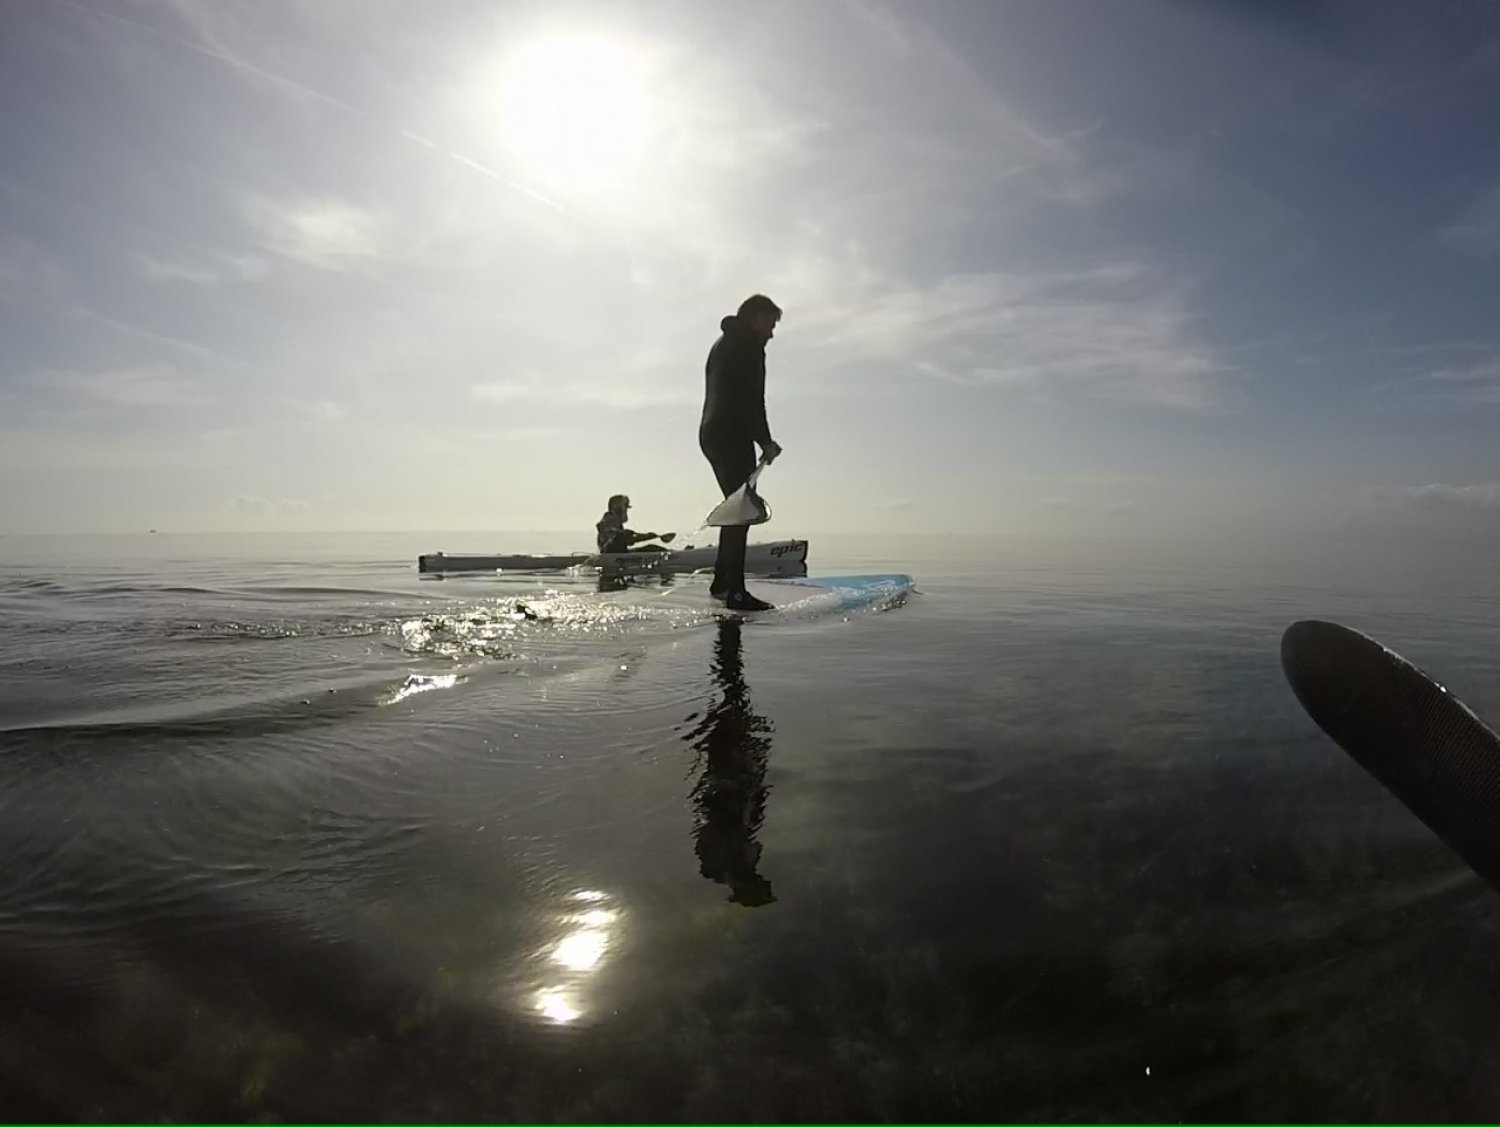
[5,531,1500,1121]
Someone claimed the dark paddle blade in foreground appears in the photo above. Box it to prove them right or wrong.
[1281,618,1500,894]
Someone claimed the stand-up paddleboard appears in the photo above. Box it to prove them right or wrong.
[1281,618,1500,894]
[728,574,915,616]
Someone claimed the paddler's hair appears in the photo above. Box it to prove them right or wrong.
[737,294,782,320]
[608,494,630,511]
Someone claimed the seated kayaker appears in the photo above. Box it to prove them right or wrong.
[596,495,677,554]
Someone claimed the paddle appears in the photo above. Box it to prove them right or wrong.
[703,456,772,528]
[1281,619,1500,894]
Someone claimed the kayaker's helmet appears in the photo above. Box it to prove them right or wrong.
[608,494,630,514]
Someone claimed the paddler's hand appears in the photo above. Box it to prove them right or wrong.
[762,440,783,464]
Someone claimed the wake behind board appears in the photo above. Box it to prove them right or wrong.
[728,573,915,616]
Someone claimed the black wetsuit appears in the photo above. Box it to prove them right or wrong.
[699,315,773,595]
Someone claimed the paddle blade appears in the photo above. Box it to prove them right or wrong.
[1281,618,1500,893]
[703,462,771,528]
[704,486,770,527]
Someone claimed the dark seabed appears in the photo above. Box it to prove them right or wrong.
[6,531,1500,1121]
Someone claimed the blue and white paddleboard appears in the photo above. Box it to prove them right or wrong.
[735,573,915,615]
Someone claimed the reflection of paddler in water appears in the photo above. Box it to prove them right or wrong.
[684,618,775,906]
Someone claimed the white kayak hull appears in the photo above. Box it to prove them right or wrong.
[417,538,809,576]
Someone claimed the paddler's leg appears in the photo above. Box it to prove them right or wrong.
[717,528,735,600]
[717,524,748,596]
[701,436,756,600]
[719,530,770,610]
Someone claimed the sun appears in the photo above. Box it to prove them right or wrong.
[493,30,655,197]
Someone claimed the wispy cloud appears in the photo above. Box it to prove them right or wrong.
[788,265,1222,410]
[293,399,348,423]
[229,494,311,515]
[71,0,1221,420]
[1030,495,1137,515]
[1441,183,1500,256]
[0,231,66,303]
[0,244,28,296]
[471,379,696,411]
[837,0,1079,186]
[1034,495,1088,513]
[1378,482,1500,512]
[22,0,1487,537]
[239,196,390,273]
[138,252,269,286]
[61,0,560,212]
[0,425,220,475]
[60,0,358,115]
[71,306,237,366]
[14,366,206,410]
[1392,353,1500,404]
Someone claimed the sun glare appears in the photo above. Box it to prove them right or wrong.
[493,30,655,196]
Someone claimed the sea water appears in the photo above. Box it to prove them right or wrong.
[5,530,1500,1120]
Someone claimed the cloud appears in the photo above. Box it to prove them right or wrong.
[65,0,559,212]
[471,379,696,411]
[789,265,1222,410]
[1378,482,1500,511]
[240,196,390,272]
[0,245,33,297]
[14,366,206,410]
[841,0,916,57]
[138,257,219,286]
[228,495,312,515]
[1428,355,1500,384]
[1395,354,1500,404]
[161,0,561,211]
[58,0,355,114]
[0,267,27,304]
[7,0,1286,536]
[1441,183,1500,256]
[1034,495,1088,513]
[1030,495,1137,515]
[469,382,533,405]
[0,427,188,475]
[835,0,1080,188]
[138,252,270,286]
[85,1,1219,416]
[0,231,66,303]
[296,399,348,423]
[71,307,237,366]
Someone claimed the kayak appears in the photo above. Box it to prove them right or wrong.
[417,538,810,576]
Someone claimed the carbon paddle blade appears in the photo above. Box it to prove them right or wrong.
[1281,619,1500,893]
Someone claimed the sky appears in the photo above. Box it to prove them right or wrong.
[2,0,1500,542]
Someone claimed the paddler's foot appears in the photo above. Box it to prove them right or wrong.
[709,582,729,601]
[724,590,773,613]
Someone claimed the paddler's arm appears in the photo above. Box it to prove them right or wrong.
[626,530,677,546]
[749,361,781,464]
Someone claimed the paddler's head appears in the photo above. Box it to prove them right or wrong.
[608,494,630,518]
[736,294,782,342]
